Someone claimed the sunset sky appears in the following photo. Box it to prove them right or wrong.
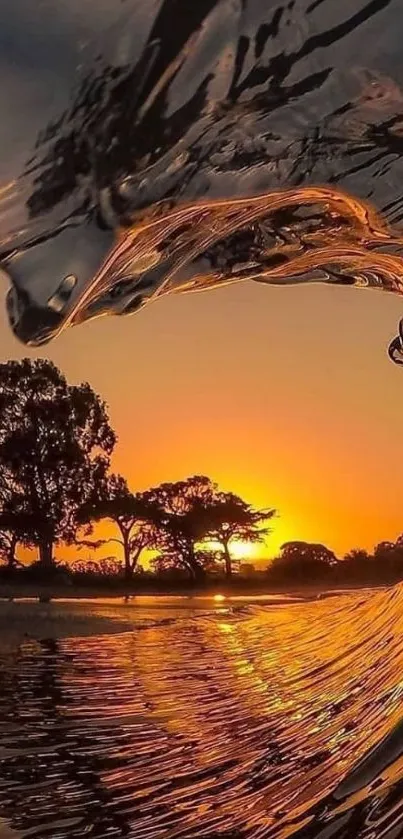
[0,276,402,561]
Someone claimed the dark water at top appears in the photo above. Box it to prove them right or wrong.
[1,588,403,839]
[2,0,403,359]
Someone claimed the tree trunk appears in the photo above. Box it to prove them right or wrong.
[122,533,132,581]
[185,543,204,584]
[7,534,18,569]
[177,559,204,585]
[39,539,54,568]
[223,542,232,579]
[185,564,203,584]
[186,563,196,582]
[193,562,205,583]
[130,547,143,576]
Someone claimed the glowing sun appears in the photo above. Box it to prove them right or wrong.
[230,541,259,561]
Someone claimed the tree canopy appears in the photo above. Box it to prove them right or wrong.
[202,492,275,578]
[142,476,215,580]
[142,476,275,580]
[0,358,115,567]
[269,541,338,582]
[77,473,160,578]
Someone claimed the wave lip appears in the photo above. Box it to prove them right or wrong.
[3,0,403,354]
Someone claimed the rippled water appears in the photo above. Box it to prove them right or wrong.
[2,588,403,838]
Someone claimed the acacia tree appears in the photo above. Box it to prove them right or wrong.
[77,473,158,579]
[143,476,217,581]
[0,359,116,568]
[268,541,338,582]
[202,492,275,578]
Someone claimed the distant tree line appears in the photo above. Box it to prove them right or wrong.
[266,539,403,587]
[0,358,402,592]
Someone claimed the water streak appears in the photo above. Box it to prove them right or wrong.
[64,185,403,367]
[1,588,403,838]
[3,0,403,356]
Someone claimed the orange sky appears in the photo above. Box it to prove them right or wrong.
[0,277,402,560]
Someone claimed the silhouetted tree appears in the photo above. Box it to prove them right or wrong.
[268,541,338,583]
[202,492,275,578]
[0,508,38,569]
[0,526,19,569]
[340,548,373,581]
[0,359,115,569]
[0,531,18,568]
[77,473,158,580]
[373,538,403,581]
[239,562,257,578]
[143,476,218,581]
[344,548,372,565]
[152,547,224,578]
[195,549,227,575]
[71,557,124,578]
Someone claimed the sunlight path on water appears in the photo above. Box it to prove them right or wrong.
[0,588,403,837]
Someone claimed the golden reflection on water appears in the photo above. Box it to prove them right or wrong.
[1,589,403,837]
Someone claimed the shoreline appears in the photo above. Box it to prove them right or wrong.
[0,584,387,650]
[0,580,387,601]
[0,583,386,649]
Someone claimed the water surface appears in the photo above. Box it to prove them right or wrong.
[1,587,403,838]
